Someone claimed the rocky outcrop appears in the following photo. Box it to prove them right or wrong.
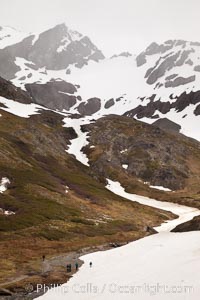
[25,80,78,111]
[146,52,181,85]
[172,216,200,232]
[194,104,200,115]
[0,76,32,103]
[0,49,21,80]
[111,52,132,59]
[165,75,195,88]
[77,98,101,115]
[0,24,105,80]
[124,90,200,119]
[82,115,195,190]
[27,26,104,70]
[176,50,193,66]
[136,41,175,67]
[194,65,200,72]
[104,98,115,109]
[165,74,178,81]
[152,118,181,133]
[135,39,198,108]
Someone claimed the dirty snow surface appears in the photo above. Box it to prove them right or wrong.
[38,180,200,300]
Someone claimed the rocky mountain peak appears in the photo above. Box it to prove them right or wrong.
[0,27,199,141]
[0,23,105,80]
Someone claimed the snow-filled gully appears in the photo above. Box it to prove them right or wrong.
[106,179,200,233]
[38,179,200,300]
[63,117,90,167]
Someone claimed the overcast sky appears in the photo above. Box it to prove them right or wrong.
[1,0,200,56]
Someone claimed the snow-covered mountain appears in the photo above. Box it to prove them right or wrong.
[0,24,200,140]
[66,40,200,140]
[1,26,200,293]
[0,26,29,49]
[0,23,105,81]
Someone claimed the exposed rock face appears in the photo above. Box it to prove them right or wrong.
[165,74,178,80]
[144,48,194,85]
[152,118,181,133]
[104,98,115,109]
[77,98,101,116]
[111,52,132,59]
[194,104,200,115]
[0,34,200,140]
[27,26,104,70]
[146,52,181,85]
[0,48,21,80]
[165,75,195,88]
[136,40,193,69]
[172,216,200,232]
[0,24,105,80]
[136,41,175,67]
[194,65,200,72]
[134,38,200,123]
[0,76,32,103]
[25,80,79,111]
[124,90,200,119]
[186,59,193,65]
[136,53,147,67]
[82,115,195,190]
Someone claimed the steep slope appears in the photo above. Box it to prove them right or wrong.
[0,99,174,285]
[25,79,81,111]
[48,40,200,140]
[0,23,104,81]
[0,79,200,291]
[0,23,199,140]
[81,115,200,207]
[0,76,32,104]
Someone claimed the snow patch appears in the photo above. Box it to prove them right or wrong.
[57,29,82,53]
[0,96,47,118]
[6,39,200,141]
[63,117,92,166]
[31,33,40,45]
[0,177,10,193]
[122,164,128,170]
[149,185,172,192]
[65,185,69,193]
[0,208,15,216]
[106,179,200,232]
[144,182,172,192]
[57,38,71,53]
[120,149,127,153]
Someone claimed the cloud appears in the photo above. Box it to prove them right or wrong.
[0,0,199,56]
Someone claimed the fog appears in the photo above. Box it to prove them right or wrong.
[1,0,200,56]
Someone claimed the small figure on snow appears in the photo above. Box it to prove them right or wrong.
[75,262,79,271]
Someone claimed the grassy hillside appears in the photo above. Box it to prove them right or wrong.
[0,110,173,284]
